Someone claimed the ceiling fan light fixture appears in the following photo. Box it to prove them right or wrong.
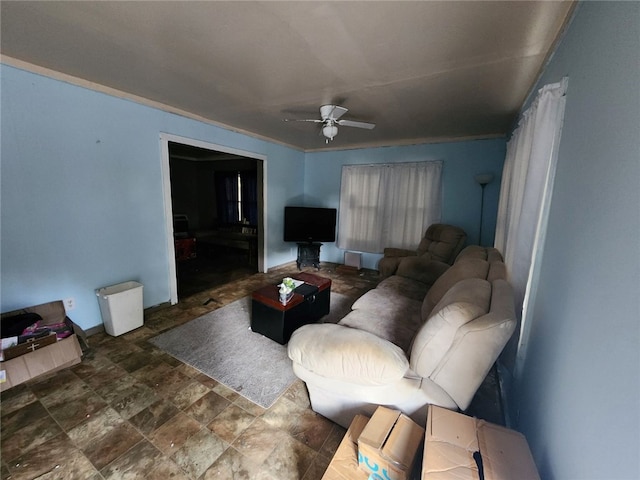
[322,124,338,140]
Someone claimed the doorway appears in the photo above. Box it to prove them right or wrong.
[160,134,266,304]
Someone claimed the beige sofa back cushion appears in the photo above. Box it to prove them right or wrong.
[411,278,491,377]
[421,258,490,317]
[488,260,507,282]
[428,279,516,409]
[455,245,504,263]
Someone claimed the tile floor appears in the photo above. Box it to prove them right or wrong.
[1,261,502,480]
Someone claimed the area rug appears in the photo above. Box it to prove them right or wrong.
[149,292,353,408]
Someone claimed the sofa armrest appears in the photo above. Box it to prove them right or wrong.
[287,323,409,386]
[383,248,416,258]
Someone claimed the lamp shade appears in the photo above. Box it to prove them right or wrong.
[474,173,494,186]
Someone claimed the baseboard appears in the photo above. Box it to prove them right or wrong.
[266,260,298,272]
[84,324,105,337]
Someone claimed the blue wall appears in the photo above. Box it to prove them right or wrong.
[1,65,305,330]
[1,63,505,332]
[1,64,506,330]
[511,2,640,479]
[304,140,506,269]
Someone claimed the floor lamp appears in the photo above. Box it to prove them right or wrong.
[475,173,494,245]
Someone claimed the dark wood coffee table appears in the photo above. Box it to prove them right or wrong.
[250,272,331,344]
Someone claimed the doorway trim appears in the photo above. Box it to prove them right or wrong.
[159,133,267,305]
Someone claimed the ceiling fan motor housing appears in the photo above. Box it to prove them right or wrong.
[320,104,346,121]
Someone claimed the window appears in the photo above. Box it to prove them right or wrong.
[337,161,442,253]
[215,170,258,225]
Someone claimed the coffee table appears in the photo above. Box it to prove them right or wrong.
[250,272,331,344]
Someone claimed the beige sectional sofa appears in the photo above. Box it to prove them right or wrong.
[287,246,516,428]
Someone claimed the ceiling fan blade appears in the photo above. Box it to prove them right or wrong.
[337,119,376,129]
[283,118,323,123]
[331,106,348,120]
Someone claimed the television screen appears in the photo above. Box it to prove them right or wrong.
[284,206,337,243]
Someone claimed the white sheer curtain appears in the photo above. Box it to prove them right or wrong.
[495,78,568,374]
[337,161,442,253]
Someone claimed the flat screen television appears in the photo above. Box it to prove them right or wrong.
[284,206,337,243]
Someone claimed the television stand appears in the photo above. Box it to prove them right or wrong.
[296,242,322,270]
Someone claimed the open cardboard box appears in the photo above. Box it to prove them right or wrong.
[323,405,538,480]
[358,406,425,480]
[323,406,424,480]
[322,414,370,480]
[422,405,540,480]
[1,300,86,391]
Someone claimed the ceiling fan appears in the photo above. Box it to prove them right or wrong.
[285,104,375,143]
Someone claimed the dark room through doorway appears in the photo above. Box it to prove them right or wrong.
[168,141,261,299]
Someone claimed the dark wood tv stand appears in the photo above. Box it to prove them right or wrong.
[296,242,322,270]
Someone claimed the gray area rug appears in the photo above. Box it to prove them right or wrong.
[149,292,353,408]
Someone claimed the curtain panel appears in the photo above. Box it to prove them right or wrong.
[337,161,442,253]
[240,171,258,225]
[495,78,568,375]
[215,171,239,225]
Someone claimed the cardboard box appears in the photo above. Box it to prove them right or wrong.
[322,414,370,480]
[2,333,58,360]
[422,405,540,480]
[358,406,425,480]
[1,300,85,392]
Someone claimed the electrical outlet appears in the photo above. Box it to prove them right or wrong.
[64,297,75,311]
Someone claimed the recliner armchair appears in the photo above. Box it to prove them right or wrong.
[378,223,467,278]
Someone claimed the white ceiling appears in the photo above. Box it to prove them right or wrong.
[1,1,575,151]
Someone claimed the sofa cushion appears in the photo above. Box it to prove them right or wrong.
[429,279,516,409]
[288,324,409,385]
[339,307,422,353]
[416,224,467,263]
[350,290,421,317]
[411,278,491,378]
[421,258,490,317]
[366,275,431,302]
[455,245,504,263]
[455,245,486,261]
[396,257,450,285]
[488,260,507,282]
[378,256,403,279]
